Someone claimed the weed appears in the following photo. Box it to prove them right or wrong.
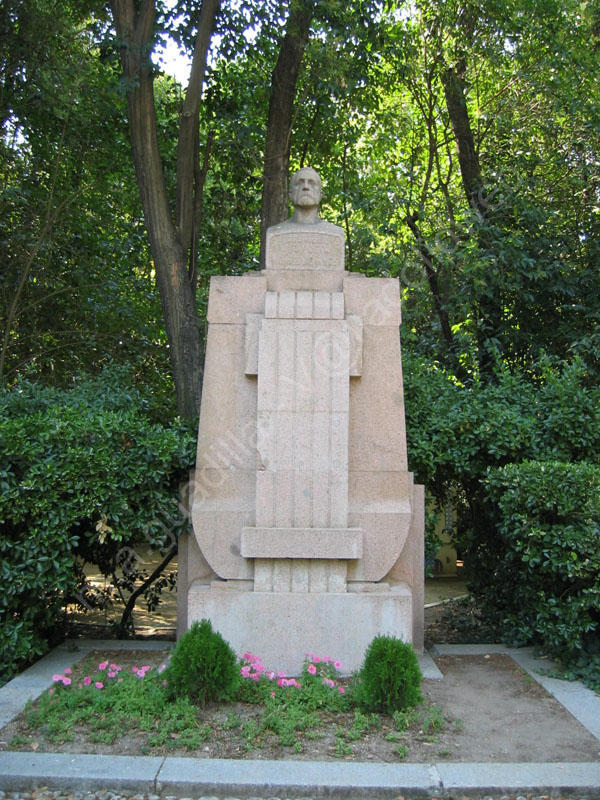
[45,716,74,743]
[222,712,241,730]
[89,729,118,744]
[422,704,445,733]
[438,747,451,757]
[9,735,29,748]
[385,732,401,742]
[332,736,352,757]
[393,708,418,731]
[394,744,408,759]
[241,717,261,751]
[344,710,371,741]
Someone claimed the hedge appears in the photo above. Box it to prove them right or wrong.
[481,461,600,688]
[0,371,195,683]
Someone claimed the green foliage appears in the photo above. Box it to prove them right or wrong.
[23,655,210,749]
[0,1,170,390]
[0,370,196,683]
[404,353,600,545]
[164,620,240,705]
[405,353,600,690]
[356,635,422,714]
[478,461,600,689]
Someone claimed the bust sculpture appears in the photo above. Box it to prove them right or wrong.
[265,167,345,270]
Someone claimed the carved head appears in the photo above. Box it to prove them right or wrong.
[289,167,322,210]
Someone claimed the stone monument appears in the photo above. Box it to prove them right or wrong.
[178,167,424,673]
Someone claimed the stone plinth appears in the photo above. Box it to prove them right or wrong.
[266,220,345,271]
[180,168,424,673]
[187,581,413,675]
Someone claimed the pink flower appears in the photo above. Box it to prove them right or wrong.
[323,678,335,688]
[108,671,117,679]
[267,671,276,681]
[61,676,71,686]
[333,660,342,670]
[52,674,63,683]
[109,664,120,672]
[313,656,320,663]
[64,667,72,675]
[162,679,167,686]
[338,686,345,694]
[277,678,287,687]
[95,682,104,690]
[270,691,276,697]
[78,683,82,689]
[321,656,331,663]
[240,665,251,677]
[250,673,260,682]
[49,688,54,695]
[98,661,108,671]
[118,678,123,683]
[307,664,317,675]
[277,671,287,678]
[83,676,92,686]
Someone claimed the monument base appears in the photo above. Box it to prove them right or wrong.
[186,580,413,675]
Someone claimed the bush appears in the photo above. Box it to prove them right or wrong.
[165,620,240,705]
[480,461,600,688]
[0,370,196,684]
[356,635,422,714]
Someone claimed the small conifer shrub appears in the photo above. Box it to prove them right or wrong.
[357,635,422,714]
[165,619,240,705]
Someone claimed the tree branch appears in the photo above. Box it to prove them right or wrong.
[175,0,221,252]
[115,545,177,638]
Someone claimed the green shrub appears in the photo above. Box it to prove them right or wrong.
[356,635,422,714]
[480,461,600,688]
[0,370,196,684]
[165,620,240,705]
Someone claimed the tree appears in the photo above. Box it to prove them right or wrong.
[109,0,219,419]
[0,0,173,393]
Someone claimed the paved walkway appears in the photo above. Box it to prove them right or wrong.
[1,641,599,798]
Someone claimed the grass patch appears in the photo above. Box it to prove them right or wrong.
[7,646,451,761]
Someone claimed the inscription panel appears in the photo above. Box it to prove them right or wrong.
[266,231,344,270]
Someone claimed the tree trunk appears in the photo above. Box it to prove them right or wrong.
[259,2,313,267]
[109,0,219,419]
[441,66,483,214]
[441,63,502,376]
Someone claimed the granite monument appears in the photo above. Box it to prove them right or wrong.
[178,167,424,673]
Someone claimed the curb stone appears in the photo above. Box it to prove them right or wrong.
[2,753,600,798]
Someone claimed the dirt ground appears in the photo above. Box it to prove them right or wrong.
[1,633,598,763]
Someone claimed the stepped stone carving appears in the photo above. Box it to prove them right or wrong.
[178,168,424,673]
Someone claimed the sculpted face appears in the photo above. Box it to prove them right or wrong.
[290,168,322,209]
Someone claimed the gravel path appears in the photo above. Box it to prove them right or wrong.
[0,790,597,800]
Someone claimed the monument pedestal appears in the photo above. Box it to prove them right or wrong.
[187,581,413,675]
